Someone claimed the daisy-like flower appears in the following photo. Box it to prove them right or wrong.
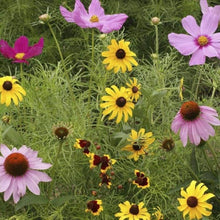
[60,0,128,33]
[89,153,116,173]
[133,170,150,189]
[200,0,220,21]
[99,172,111,189]
[0,144,52,203]
[0,36,43,64]
[121,128,155,161]
[115,201,151,220]
[171,101,220,147]
[0,76,26,106]
[168,14,220,66]
[126,78,141,102]
[85,199,103,216]
[152,207,163,220]
[177,180,215,219]
[74,139,91,155]
[100,85,134,124]
[102,39,138,73]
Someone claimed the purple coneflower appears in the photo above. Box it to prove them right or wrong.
[0,36,44,64]
[60,0,128,33]
[171,101,220,146]
[168,14,220,66]
[0,144,52,203]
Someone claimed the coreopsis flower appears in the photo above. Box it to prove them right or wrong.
[102,39,138,73]
[200,0,220,21]
[133,170,150,189]
[99,172,111,188]
[89,153,116,173]
[115,201,151,220]
[0,76,26,106]
[171,101,220,147]
[177,180,215,219]
[74,139,91,155]
[122,128,155,161]
[85,200,103,216]
[0,144,52,203]
[60,0,128,33]
[168,14,220,66]
[100,85,134,124]
[0,36,44,64]
[152,207,163,220]
[126,78,141,102]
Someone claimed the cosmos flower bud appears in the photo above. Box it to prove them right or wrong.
[151,17,160,25]
[39,13,51,23]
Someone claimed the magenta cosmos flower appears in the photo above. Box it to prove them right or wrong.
[200,0,220,21]
[171,101,220,147]
[168,14,220,66]
[0,36,44,64]
[0,144,52,203]
[60,0,128,33]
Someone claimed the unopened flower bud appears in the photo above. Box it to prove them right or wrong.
[151,17,160,25]
[92,190,97,196]
[151,53,159,59]
[99,34,107,40]
[117,184,123,189]
[39,14,51,23]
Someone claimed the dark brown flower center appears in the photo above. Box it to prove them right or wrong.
[187,196,198,208]
[129,204,139,215]
[3,81,13,91]
[132,143,142,151]
[132,86,138,93]
[54,127,69,139]
[116,97,126,107]
[161,138,175,151]
[4,153,29,176]
[87,200,100,213]
[180,101,200,121]
[116,49,126,59]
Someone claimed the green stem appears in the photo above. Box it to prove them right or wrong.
[20,63,23,81]
[206,142,220,171]
[194,69,202,101]
[155,25,159,56]
[48,140,64,199]
[47,22,75,101]
[201,147,215,175]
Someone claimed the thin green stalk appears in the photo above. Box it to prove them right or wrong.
[201,147,215,175]
[194,69,202,101]
[47,22,75,101]
[206,142,220,171]
[20,63,23,81]
[155,25,159,56]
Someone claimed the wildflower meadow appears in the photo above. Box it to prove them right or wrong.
[0,0,220,219]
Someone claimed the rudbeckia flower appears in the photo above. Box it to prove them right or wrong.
[100,85,134,124]
[133,170,150,189]
[85,199,103,216]
[60,0,128,33]
[0,36,44,64]
[0,76,26,106]
[121,128,155,161]
[126,78,141,102]
[115,201,151,220]
[200,0,220,21]
[171,101,220,147]
[0,144,52,203]
[177,180,215,219]
[168,14,220,66]
[102,39,138,73]
[153,207,164,220]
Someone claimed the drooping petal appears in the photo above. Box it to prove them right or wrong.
[0,174,12,192]
[0,144,12,157]
[189,49,206,66]
[29,170,52,182]
[168,33,199,55]
[14,36,29,53]
[180,123,189,147]
[29,160,52,170]
[88,0,105,17]
[24,38,44,59]
[60,6,75,22]
[25,174,40,195]
[200,13,219,35]
[181,16,200,37]
[0,40,15,59]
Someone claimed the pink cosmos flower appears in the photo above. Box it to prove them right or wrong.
[171,101,220,147]
[0,144,52,203]
[0,36,44,64]
[200,0,220,21]
[168,14,220,66]
[60,0,128,33]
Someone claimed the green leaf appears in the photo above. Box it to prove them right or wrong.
[50,195,73,207]
[15,194,49,211]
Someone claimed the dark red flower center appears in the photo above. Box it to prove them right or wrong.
[132,86,138,93]
[87,200,100,213]
[100,173,110,185]
[187,196,198,208]
[4,152,29,176]
[132,143,142,151]
[180,101,200,121]
[116,49,126,59]
[3,81,13,91]
[79,140,91,148]
[116,97,126,107]
[54,127,69,139]
[129,204,139,215]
